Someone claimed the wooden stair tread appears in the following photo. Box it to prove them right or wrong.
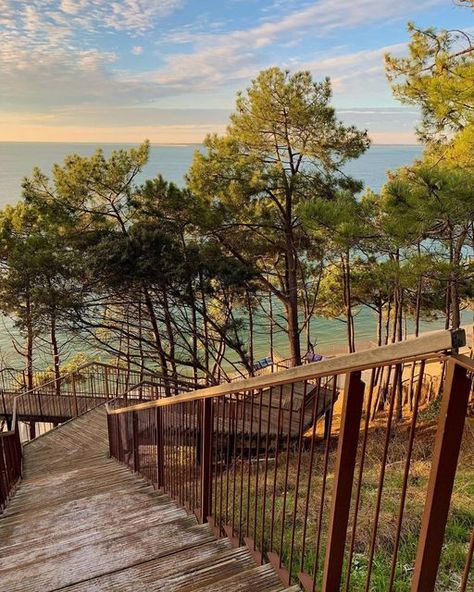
[0,406,300,592]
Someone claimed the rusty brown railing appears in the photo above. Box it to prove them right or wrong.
[0,395,22,512]
[0,362,197,442]
[0,364,196,510]
[107,329,473,592]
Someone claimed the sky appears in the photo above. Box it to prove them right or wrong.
[0,0,471,144]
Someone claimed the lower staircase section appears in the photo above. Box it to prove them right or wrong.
[0,407,299,592]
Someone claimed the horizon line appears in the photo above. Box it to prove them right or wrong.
[0,140,421,147]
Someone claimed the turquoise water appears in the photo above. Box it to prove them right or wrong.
[0,142,421,204]
[1,142,469,366]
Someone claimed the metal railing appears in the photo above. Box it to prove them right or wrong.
[107,329,473,592]
[0,362,197,509]
[0,362,197,439]
[0,396,22,512]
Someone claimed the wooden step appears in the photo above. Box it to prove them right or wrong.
[0,406,300,592]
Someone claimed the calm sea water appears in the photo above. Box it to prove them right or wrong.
[0,142,421,204]
[0,142,469,365]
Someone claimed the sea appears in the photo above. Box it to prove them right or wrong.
[0,142,470,365]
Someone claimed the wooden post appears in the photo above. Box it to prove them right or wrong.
[200,398,213,524]
[411,360,471,592]
[156,407,164,489]
[132,411,140,473]
[321,371,365,592]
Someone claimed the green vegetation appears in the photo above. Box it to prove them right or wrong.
[210,413,473,591]
[0,20,471,388]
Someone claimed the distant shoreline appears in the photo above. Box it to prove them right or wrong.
[0,141,421,147]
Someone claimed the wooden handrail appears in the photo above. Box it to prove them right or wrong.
[450,353,474,372]
[108,328,464,415]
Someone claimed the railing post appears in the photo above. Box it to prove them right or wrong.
[104,366,110,399]
[29,421,36,440]
[321,371,365,592]
[71,374,79,417]
[132,410,140,473]
[107,413,114,458]
[156,407,164,489]
[200,397,213,524]
[0,439,7,507]
[411,359,471,592]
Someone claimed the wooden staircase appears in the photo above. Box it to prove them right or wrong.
[0,407,300,591]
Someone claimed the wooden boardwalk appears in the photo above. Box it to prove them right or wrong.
[0,407,299,591]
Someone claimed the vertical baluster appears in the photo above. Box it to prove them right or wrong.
[460,528,474,592]
[238,392,247,544]
[364,365,401,590]
[246,390,255,538]
[269,385,284,555]
[298,379,321,589]
[259,384,274,564]
[201,397,213,524]
[278,383,294,579]
[411,360,471,592]
[132,410,139,473]
[343,369,376,592]
[321,371,365,592]
[71,374,79,418]
[387,361,425,591]
[288,381,310,580]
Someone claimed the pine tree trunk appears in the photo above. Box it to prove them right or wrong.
[50,314,61,396]
[138,300,145,400]
[342,252,355,353]
[415,243,422,337]
[445,233,453,329]
[450,234,466,331]
[285,227,301,366]
[269,290,274,364]
[161,287,177,392]
[246,291,254,373]
[377,306,383,347]
[199,272,210,382]
[143,287,169,393]
[26,294,34,391]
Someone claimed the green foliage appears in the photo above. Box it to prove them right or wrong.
[0,201,82,334]
[385,24,474,144]
[188,67,369,360]
[0,49,472,374]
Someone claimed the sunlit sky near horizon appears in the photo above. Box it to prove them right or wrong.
[0,1,471,144]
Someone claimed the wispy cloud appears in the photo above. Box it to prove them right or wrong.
[0,0,457,142]
[145,0,443,94]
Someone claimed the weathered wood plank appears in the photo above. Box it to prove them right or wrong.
[0,406,298,592]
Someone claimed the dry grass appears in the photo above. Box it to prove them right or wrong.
[135,391,474,591]
[212,405,474,591]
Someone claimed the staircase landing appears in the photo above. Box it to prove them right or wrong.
[0,407,298,591]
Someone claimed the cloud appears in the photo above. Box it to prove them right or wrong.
[0,0,444,107]
[102,0,183,33]
[144,0,443,94]
[0,0,448,142]
[0,1,176,109]
[56,0,184,34]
